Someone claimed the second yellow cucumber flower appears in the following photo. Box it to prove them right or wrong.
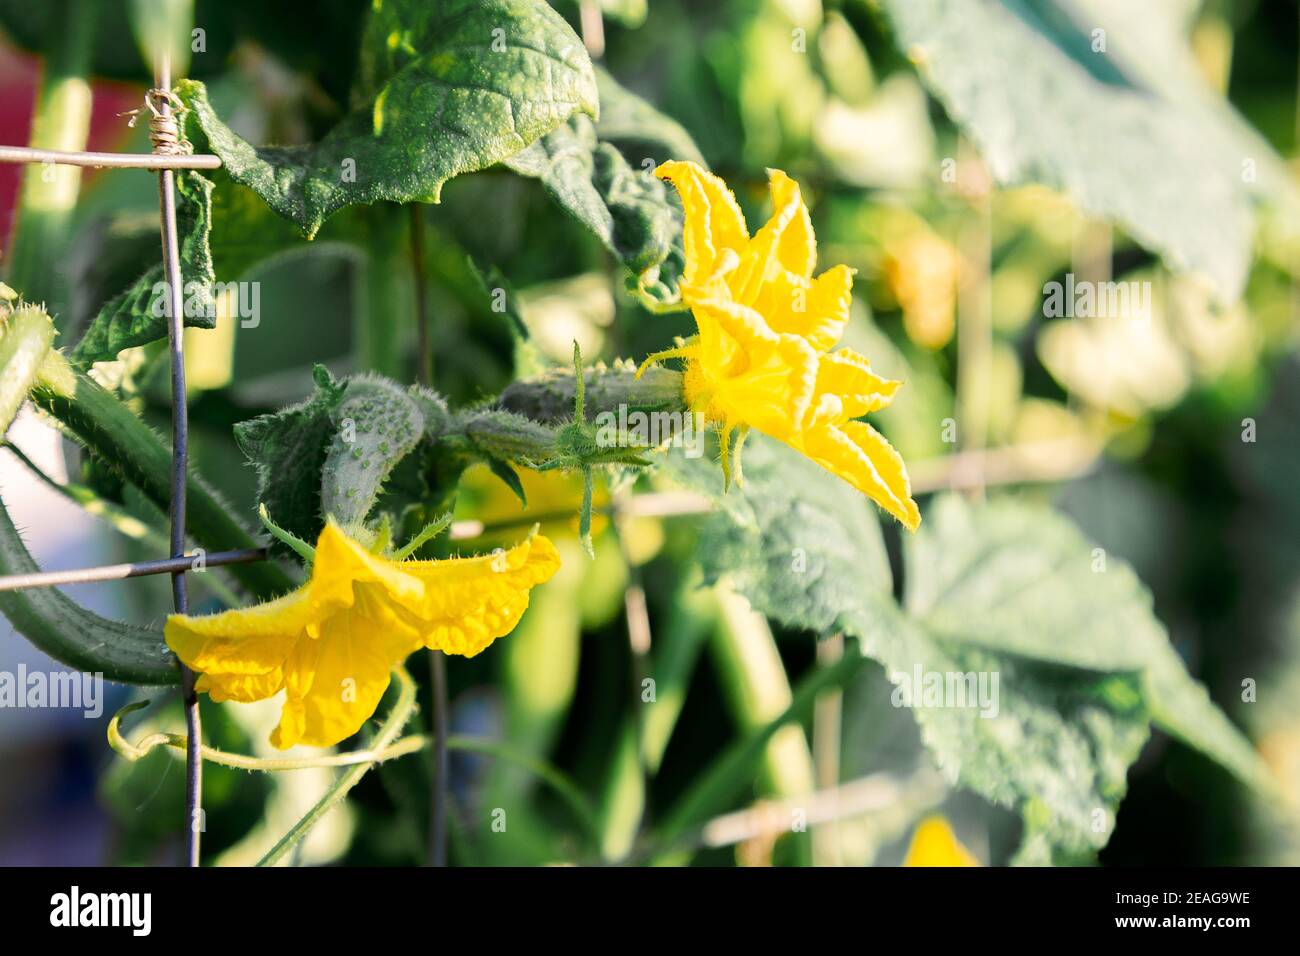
[166,523,559,749]
[644,160,920,531]
[903,815,980,867]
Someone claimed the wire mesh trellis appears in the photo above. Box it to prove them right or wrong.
[0,56,239,867]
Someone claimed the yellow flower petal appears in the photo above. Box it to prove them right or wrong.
[402,534,561,656]
[730,168,816,303]
[166,587,312,675]
[271,589,424,749]
[195,669,286,704]
[812,348,901,422]
[166,588,312,703]
[649,160,921,532]
[903,815,980,867]
[764,168,817,279]
[701,333,820,440]
[655,160,748,295]
[752,264,853,353]
[797,419,921,532]
[308,522,426,623]
[167,524,561,749]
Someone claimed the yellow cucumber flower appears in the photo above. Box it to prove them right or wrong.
[644,160,920,531]
[902,815,980,867]
[165,523,560,749]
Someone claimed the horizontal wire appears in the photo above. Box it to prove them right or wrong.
[0,144,221,170]
[0,547,267,593]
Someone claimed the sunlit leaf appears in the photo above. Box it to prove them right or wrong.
[504,113,685,303]
[70,171,215,366]
[878,0,1297,301]
[177,0,597,237]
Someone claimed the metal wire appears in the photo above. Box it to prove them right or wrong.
[0,548,268,592]
[0,145,220,169]
[410,204,449,867]
[151,54,203,869]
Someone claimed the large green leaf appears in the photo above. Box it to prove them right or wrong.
[177,0,598,237]
[877,0,1294,302]
[907,494,1276,797]
[673,437,1270,861]
[680,438,893,627]
[69,171,215,366]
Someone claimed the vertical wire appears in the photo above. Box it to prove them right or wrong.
[428,650,448,866]
[409,204,448,866]
[153,53,202,868]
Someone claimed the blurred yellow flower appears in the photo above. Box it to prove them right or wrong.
[166,522,560,749]
[884,230,961,350]
[903,815,980,867]
[645,160,919,531]
[458,464,611,544]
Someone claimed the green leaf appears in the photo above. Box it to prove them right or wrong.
[907,494,1276,797]
[70,170,215,366]
[877,0,1296,302]
[486,456,528,506]
[593,65,706,168]
[177,0,598,238]
[675,437,1270,862]
[504,113,685,303]
[678,437,894,625]
[320,375,425,528]
[233,365,346,555]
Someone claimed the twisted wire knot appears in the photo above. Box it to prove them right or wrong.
[122,89,192,156]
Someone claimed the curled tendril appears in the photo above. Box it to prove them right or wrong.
[108,667,426,772]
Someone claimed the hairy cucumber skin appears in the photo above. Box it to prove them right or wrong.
[0,305,54,435]
[0,495,179,685]
[32,355,296,600]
